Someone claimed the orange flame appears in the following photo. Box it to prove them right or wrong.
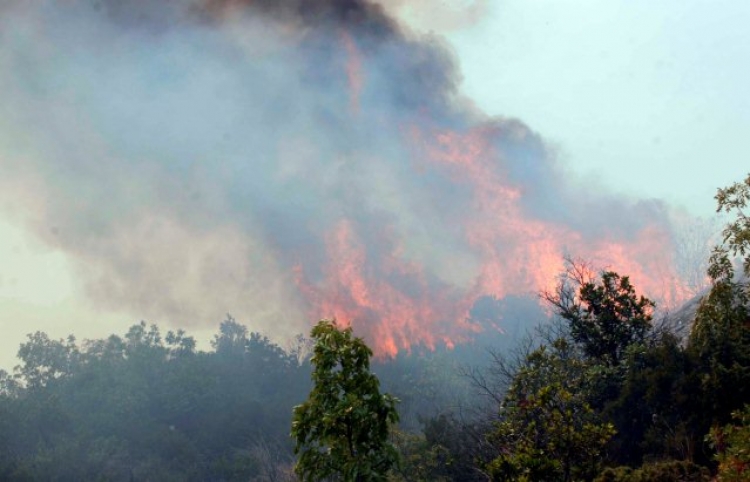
[294,219,478,357]
[306,123,687,356]
[229,10,691,356]
[291,122,690,357]
[418,124,690,307]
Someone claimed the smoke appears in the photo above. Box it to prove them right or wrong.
[0,0,688,355]
[376,0,490,32]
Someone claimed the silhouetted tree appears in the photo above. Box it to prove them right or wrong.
[544,263,654,368]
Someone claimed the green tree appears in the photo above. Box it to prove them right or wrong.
[545,264,654,368]
[594,460,710,482]
[388,428,452,482]
[604,334,701,465]
[486,338,615,482]
[16,332,81,389]
[689,173,750,427]
[712,173,750,280]
[689,277,750,427]
[485,261,680,476]
[1,319,312,480]
[291,319,399,482]
[709,404,750,481]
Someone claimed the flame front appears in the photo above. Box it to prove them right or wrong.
[289,122,690,356]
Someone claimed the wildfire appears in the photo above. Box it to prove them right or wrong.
[291,122,690,357]
[294,218,475,357]
[0,0,695,358]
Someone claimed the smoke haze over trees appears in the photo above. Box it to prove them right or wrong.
[1,174,749,480]
[1,0,749,479]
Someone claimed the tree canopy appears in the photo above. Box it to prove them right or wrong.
[486,337,615,482]
[544,264,654,367]
[292,319,400,482]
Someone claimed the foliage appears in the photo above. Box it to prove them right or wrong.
[689,173,750,429]
[709,404,750,481]
[387,428,452,482]
[0,317,310,480]
[292,319,400,482]
[713,173,750,279]
[545,265,654,367]
[486,338,615,482]
[594,460,710,481]
[604,334,702,465]
[15,332,81,389]
[412,413,489,482]
[688,278,750,427]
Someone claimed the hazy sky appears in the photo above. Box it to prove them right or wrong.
[436,0,750,214]
[1,0,748,371]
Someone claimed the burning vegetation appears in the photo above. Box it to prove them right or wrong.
[2,1,749,480]
[0,0,693,357]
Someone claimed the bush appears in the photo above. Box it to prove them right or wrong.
[595,460,710,482]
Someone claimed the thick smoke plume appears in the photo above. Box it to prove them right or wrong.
[0,0,687,355]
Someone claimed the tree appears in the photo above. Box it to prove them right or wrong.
[211,315,249,357]
[709,404,750,481]
[544,262,654,368]
[604,333,702,465]
[713,173,750,280]
[486,338,615,482]
[689,173,750,427]
[16,332,81,389]
[688,276,750,427]
[291,319,399,482]
[594,460,710,481]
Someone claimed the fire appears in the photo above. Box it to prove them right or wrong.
[1,0,695,359]
[587,226,692,310]
[411,123,571,300]
[425,124,689,306]
[291,122,690,357]
[294,218,476,357]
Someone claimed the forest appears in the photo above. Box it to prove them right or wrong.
[1,175,749,481]
[1,1,746,480]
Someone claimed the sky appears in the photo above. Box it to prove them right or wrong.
[400,0,750,214]
[1,0,748,371]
